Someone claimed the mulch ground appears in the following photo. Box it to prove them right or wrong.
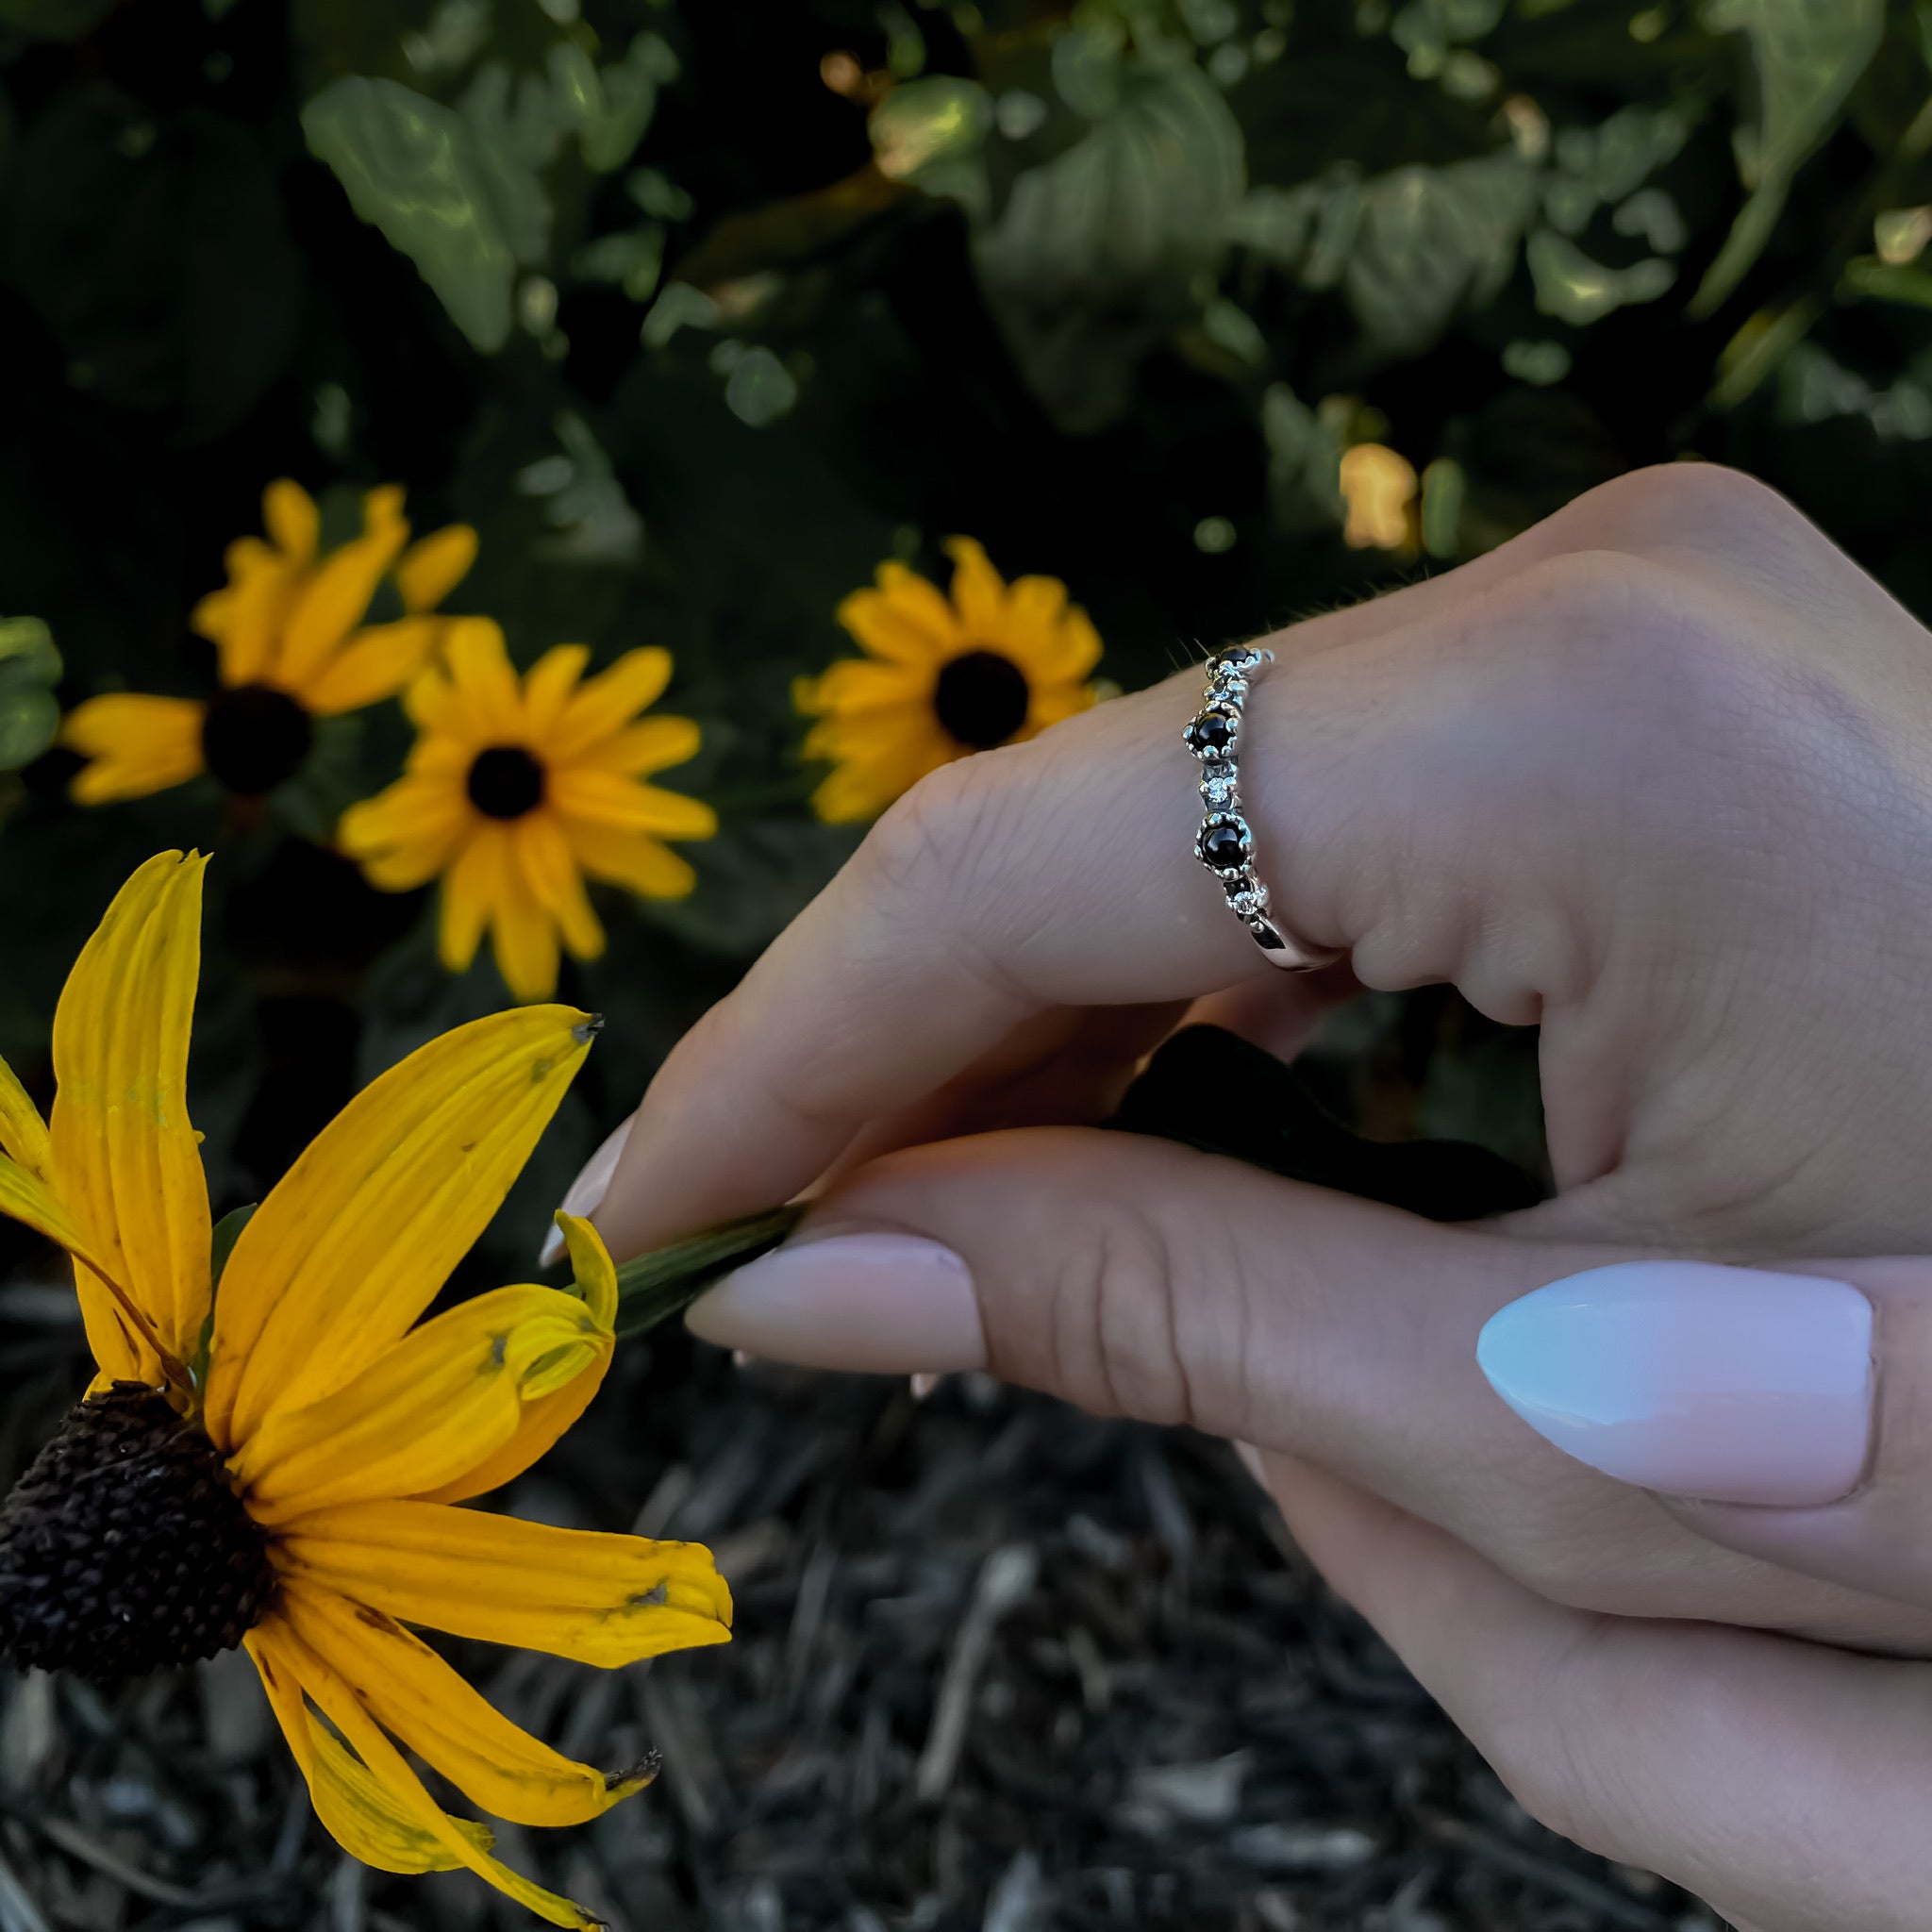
[0,1289,1726,1932]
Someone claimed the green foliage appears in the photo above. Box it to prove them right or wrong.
[5,0,1932,1281]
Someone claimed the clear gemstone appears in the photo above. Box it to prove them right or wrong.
[1228,886,1269,919]
[1200,769,1238,808]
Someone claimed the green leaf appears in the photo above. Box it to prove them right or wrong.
[1527,228,1674,324]
[209,1202,258,1291]
[302,75,541,352]
[0,618,61,773]
[1691,0,1884,315]
[610,1205,805,1340]
[0,0,115,40]
[974,59,1245,431]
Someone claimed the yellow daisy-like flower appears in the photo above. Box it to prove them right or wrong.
[61,480,476,805]
[0,854,730,1927]
[795,537,1103,824]
[341,620,716,1004]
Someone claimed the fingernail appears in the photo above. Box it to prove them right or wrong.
[1477,1261,1874,1507]
[685,1232,985,1374]
[538,1115,633,1266]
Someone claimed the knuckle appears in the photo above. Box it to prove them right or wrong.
[1574,460,1808,553]
[857,756,991,906]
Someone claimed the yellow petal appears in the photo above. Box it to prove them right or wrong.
[277,1502,733,1667]
[794,657,927,718]
[279,1587,647,1826]
[438,826,506,973]
[512,815,604,961]
[562,820,697,900]
[247,1628,485,1874]
[204,1005,595,1449]
[564,715,701,776]
[490,889,561,1005]
[524,644,591,735]
[339,776,469,882]
[441,620,525,740]
[50,853,211,1366]
[233,1284,609,1524]
[275,519,412,696]
[943,537,1008,638]
[548,647,673,759]
[0,1055,51,1178]
[262,480,321,565]
[395,525,477,613]
[302,620,446,716]
[61,696,208,806]
[413,1213,616,1506]
[547,770,716,840]
[254,1622,600,1925]
[835,577,958,666]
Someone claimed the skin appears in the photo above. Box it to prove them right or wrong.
[591,465,1932,1929]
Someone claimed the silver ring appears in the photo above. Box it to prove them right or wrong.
[1183,645,1340,973]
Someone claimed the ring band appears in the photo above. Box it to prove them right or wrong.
[1183,645,1340,973]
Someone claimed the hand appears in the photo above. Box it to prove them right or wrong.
[578,463,1932,1656]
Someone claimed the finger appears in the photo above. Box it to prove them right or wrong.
[1475,1256,1932,1619]
[684,1126,1930,1646]
[593,473,1726,1257]
[1260,1451,1932,1932]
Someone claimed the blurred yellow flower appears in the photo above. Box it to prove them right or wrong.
[797,539,1102,823]
[1339,443,1419,551]
[61,480,475,806]
[341,621,715,1002]
[0,854,730,1927]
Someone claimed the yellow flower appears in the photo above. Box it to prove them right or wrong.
[341,620,715,1003]
[0,854,729,1927]
[1339,443,1419,551]
[796,538,1102,823]
[61,481,476,805]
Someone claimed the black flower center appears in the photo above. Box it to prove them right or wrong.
[933,650,1030,751]
[0,1385,276,1684]
[466,745,546,820]
[199,684,314,797]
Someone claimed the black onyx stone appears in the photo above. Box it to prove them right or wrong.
[199,685,314,796]
[1185,709,1237,758]
[0,1386,276,1683]
[467,745,547,820]
[1199,821,1250,871]
[1212,645,1262,675]
[934,651,1031,751]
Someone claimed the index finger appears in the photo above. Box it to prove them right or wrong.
[591,505,1674,1258]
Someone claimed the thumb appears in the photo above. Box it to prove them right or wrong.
[1473,1257,1932,1616]
[684,1124,1616,1498]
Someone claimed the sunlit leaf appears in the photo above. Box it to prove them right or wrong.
[1692,0,1883,314]
[1526,228,1674,325]
[302,75,539,353]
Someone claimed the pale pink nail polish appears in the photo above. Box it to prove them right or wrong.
[538,1115,634,1266]
[685,1233,985,1374]
[1477,1261,1874,1507]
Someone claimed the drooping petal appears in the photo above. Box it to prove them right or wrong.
[276,1502,733,1667]
[233,1283,609,1524]
[302,619,447,716]
[414,1212,615,1506]
[278,1586,648,1827]
[338,776,471,891]
[0,1055,51,1178]
[205,1005,595,1449]
[395,524,477,613]
[943,537,1008,640]
[490,880,562,1005]
[546,647,674,761]
[254,1622,601,1925]
[437,826,507,974]
[274,518,412,698]
[512,815,604,961]
[61,697,208,806]
[562,821,697,900]
[247,1627,487,1874]
[50,852,211,1368]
